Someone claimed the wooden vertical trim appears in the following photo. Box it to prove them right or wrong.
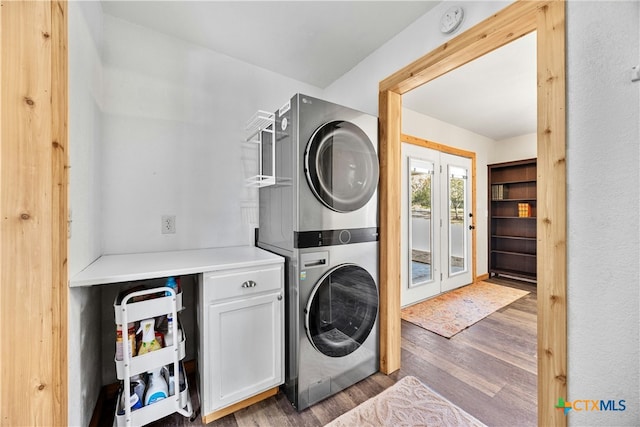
[378,90,402,374]
[51,2,69,425]
[379,2,567,426]
[0,1,68,425]
[470,150,477,282]
[536,1,567,426]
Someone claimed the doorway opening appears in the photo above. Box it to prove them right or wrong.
[377,1,566,425]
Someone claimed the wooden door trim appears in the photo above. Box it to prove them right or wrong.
[401,134,477,282]
[1,1,69,425]
[378,1,566,426]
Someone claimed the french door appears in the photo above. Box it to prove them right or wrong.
[401,145,473,307]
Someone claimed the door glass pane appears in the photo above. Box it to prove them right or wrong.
[409,159,434,286]
[448,165,467,276]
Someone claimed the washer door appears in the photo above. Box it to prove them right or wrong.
[305,121,379,213]
[305,264,378,357]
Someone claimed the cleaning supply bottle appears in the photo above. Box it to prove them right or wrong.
[131,374,146,409]
[165,276,178,296]
[118,379,143,414]
[144,367,168,405]
[115,323,136,361]
[164,314,174,347]
[136,318,162,355]
[166,364,175,396]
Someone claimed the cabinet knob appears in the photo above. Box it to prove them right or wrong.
[277,294,283,301]
[241,280,257,288]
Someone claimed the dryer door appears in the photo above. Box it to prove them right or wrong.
[305,263,378,357]
[304,121,379,213]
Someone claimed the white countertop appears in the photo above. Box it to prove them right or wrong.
[69,246,284,287]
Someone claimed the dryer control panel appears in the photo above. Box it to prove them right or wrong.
[294,227,378,248]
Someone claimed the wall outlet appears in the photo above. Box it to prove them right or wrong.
[161,215,176,234]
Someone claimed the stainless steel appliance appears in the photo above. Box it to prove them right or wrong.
[257,94,379,410]
[257,94,379,252]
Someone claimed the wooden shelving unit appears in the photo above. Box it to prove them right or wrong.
[488,159,537,281]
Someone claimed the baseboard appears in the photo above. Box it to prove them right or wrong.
[201,386,279,424]
[475,273,489,282]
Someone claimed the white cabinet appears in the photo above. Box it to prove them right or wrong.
[198,260,284,422]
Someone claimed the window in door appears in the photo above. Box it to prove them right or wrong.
[401,145,473,307]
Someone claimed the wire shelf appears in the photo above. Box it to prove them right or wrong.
[245,110,275,143]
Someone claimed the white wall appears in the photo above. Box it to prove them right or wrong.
[326,1,640,425]
[100,15,322,255]
[68,2,104,426]
[69,2,103,276]
[489,133,536,164]
[566,1,639,425]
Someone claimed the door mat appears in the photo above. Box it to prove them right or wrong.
[325,375,486,427]
[401,281,529,338]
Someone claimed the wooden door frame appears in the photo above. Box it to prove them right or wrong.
[378,1,566,426]
[1,1,68,425]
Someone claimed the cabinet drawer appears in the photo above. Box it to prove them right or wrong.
[203,264,282,302]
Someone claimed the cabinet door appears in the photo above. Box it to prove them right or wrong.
[206,292,283,411]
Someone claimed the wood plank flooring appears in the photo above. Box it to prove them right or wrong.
[98,278,537,426]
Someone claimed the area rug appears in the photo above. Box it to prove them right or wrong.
[401,281,529,338]
[325,376,486,427]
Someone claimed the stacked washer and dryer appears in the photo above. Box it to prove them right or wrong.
[257,94,380,411]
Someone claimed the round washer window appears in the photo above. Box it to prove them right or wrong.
[305,121,379,213]
[305,264,378,358]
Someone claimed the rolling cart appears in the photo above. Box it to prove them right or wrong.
[113,286,193,426]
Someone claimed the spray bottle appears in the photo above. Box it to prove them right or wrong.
[136,318,162,355]
[144,367,168,405]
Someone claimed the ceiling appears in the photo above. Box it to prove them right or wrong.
[100,1,439,88]
[101,1,536,141]
[403,32,537,141]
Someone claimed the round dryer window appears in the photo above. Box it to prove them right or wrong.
[305,264,378,358]
[305,121,379,213]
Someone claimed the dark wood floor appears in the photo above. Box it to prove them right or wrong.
[99,277,537,426]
